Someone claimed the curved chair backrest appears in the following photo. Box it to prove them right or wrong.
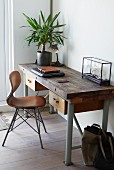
[7,71,21,106]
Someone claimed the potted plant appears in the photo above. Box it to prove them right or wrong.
[22,10,66,66]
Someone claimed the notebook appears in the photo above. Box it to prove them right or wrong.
[37,66,60,73]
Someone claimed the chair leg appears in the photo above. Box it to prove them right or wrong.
[10,110,18,131]
[2,108,19,146]
[34,109,43,149]
[37,109,47,133]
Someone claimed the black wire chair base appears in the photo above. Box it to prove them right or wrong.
[2,108,47,149]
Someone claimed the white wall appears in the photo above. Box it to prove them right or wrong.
[13,0,50,67]
[54,0,114,133]
[13,0,50,96]
[0,0,7,103]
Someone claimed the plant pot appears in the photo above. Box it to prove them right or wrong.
[37,51,52,66]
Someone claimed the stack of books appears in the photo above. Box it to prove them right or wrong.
[31,66,65,78]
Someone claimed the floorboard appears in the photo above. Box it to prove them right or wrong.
[0,110,96,170]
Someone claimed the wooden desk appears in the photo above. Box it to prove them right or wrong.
[19,63,114,166]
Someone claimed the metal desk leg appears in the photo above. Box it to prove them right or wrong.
[102,100,110,131]
[24,84,28,97]
[23,74,28,117]
[23,73,28,97]
[65,102,74,166]
[49,104,57,114]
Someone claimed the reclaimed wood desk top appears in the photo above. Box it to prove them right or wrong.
[19,63,114,103]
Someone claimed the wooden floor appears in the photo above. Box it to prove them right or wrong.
[0,110,96,170]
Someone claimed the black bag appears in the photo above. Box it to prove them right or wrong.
[94,131,114,170]
[82,123,114,169]
[82,124,102,166]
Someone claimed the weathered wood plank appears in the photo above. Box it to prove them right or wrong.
[19,64,114,101]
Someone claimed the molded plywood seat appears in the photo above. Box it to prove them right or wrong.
[2,71,47,149]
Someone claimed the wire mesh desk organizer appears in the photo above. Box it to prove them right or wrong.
[82,57,112,86]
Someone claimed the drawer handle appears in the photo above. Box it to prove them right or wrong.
[28,79,32,83]
[53,98,59,103]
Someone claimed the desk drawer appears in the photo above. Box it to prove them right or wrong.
[26,74,47,91]
[49,91,104,115]
[26,75,36,91]
[49,91,67,114]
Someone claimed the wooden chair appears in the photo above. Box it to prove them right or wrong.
[2,71,47,148]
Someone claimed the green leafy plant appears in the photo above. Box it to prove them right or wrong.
[22,11,66,52]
